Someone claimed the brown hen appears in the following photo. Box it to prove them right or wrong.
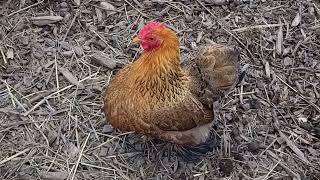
[104,21,240,145]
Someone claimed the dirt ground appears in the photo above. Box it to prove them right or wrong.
[0,0,320,179]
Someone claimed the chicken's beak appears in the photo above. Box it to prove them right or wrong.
[131,36,141,45]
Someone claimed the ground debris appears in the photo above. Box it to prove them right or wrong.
[0,0,319,179]
[30,16,63,26]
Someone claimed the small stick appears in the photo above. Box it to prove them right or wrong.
[7,0,44,17]
[62,11,79,42]
[0,48,7,64]
[123,0,148,18]
[232,24,282,32]
[23,72,98,116]
[3,80,16,107]
[262,160,281,180]
[275,74,320,113]
[54,53,60,99]
[0,148,30,165]
[195,0,256,61]
[69,133,90,180]
[232,91,255,96]
[91,30,119,55]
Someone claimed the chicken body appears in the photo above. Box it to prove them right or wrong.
[104,22,239,145]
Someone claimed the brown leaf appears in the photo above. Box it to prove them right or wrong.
[30,16,63,26]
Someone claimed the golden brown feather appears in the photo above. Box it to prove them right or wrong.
[104,22,239,145]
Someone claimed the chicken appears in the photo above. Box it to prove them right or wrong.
[103,21,240,146]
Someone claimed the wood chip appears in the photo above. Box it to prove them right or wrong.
[204,0,231,5]
[95,7,103,23]
[73,0,80,6]
[100,2,116,11]
[39,171,68,180]
[291,11,301,27]
[276,24,283,55]
[30,16,63,26]
[6,48,14,59]
[91,52,117,69]
[59,67,83,87]
[265,61,271,78]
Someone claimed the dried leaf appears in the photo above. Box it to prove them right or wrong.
[6,48,13,59]
[61,50,73,57]
[73,0,80,6]
[95,7,103,23]
[279,131,309,163]
[39,171,68,180]
[65,142,79,159]
[91,52,117,69]
[265,61,271,78]
[59,67,83,87]
[100,2,116,11]
[30,16,63,26]
[276,25,283,55]
[291,12,301,27]
[204,0,230,5]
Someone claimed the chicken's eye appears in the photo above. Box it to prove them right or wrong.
[149,37,154,40]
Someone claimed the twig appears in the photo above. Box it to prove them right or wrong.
[62,11,79,42]
[0,47,7,64]
[262,160,281,180]
[91,30,120,55]
[195,0,256,61]
[232,24,282,32]
[0,148,31,165]
[7,0,44,17]
[54,53,60,99]
[275,74,320,113]
[123,0,148,18]
[23,72,98,116]
[69,133,90,180]
[267,150,301,180]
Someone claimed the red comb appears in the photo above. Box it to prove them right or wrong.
[138,21,164,39]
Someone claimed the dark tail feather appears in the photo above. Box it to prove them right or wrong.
[175,132,220,162]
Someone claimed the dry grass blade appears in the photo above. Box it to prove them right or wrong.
[23,72,98,116]
[279,131,309,164]
[232,24,282,32]
[7,0,44,17]
[0,47,7,64]
[69,133,91,180]
[1,1,320,179]
[0,148,30,165]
